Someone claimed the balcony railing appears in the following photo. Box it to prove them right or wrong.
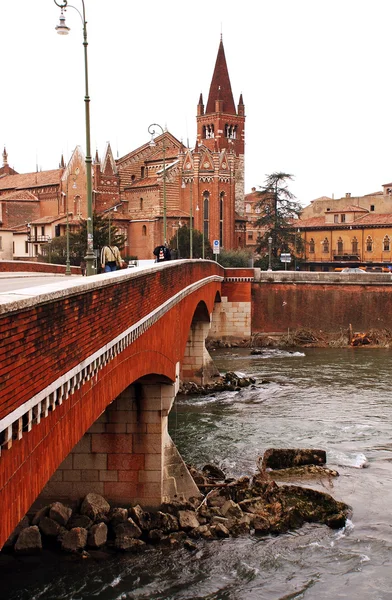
[27,235,51,243]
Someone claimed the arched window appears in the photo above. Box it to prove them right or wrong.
[322,237,329,253]
[366,236,373,252]
[74,195,81,217]
[383,235,390,252]
[309,238,315,253]
[352,236,358,254]
[245,203,251,213]
[142,225,147,236]
[140,198,143,210]
[203,125,214,139]
[219,192,224,247]
[337,237,343,254]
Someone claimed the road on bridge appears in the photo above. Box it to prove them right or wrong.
[0,273,78,293]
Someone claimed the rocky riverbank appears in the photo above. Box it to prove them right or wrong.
[2,449,351,557]
[207,327,392,350]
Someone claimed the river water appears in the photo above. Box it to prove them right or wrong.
[2,347,392,600]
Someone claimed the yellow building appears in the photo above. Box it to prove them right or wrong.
[299,187,392,270]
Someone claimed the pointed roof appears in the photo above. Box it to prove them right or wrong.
[206,39,236,115]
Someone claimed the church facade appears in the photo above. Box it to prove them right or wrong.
[0,38,246,262]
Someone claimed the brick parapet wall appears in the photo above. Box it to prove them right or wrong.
[252,280,392,333]
[0,260,80,275]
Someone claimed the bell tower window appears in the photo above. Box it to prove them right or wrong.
[203,125,214,139]
[225,124,237,139]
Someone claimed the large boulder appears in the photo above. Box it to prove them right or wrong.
[61,527,88,552]
[67,514,93,530]
[87,522,108,548]
[149,511,179,533]
[259,448,327,471]
[110,507,129,527]
[114,518,142,539]
[80,493,110,521]
[39,516,61,537]
[49,502,72,526]
[178,510,200,530]
[129,505,152,531]
[14,526,42,554]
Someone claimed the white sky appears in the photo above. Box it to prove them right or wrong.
[2,0,392,206]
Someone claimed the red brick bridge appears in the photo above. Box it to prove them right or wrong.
[0,261,253,549]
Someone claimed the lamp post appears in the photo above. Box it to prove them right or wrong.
[196,198,205,259]
[54,0,95,276]
[295,228,300,271]
[181,179,193,258]
[106,205,118,246]
[267,236,273,271]
[148,123,167,243]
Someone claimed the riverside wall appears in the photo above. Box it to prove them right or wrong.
[252,270,392,334]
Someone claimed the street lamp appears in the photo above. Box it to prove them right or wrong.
[106,205,118,246]
[196,198,205,259]
[62,172,78,275]
[181,179,193,258]
[267,236,273,271]
[54,0,95,276]
[148,123,167,243]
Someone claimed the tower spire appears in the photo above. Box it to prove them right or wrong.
[206,38,236,115]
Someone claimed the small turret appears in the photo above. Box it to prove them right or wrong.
[197,93,204,116]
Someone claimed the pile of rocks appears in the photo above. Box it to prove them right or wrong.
[179,371,256,395]
[4,450,351,556]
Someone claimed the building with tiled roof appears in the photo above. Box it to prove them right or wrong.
[298,188,392,270]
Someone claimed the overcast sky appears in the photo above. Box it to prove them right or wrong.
[2,0,392,206]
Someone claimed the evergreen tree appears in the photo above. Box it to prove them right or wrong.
[169,225,212,259]
[255,172,303,267]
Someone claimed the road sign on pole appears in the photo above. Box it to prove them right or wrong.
[213,240,220,254]
[280,253,291,263]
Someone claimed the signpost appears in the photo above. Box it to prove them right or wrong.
[280,253,291,271]
[213,240,220,261]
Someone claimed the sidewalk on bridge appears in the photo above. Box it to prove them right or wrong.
[0,272,80,278]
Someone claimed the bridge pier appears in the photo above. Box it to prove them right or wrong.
[39,373,199,509]
[181,307,220,385]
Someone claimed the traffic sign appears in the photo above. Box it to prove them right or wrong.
[213,240,220,254]
[280,253,291,263]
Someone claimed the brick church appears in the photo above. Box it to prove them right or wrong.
[0,38,246,261]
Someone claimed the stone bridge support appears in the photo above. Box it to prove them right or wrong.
[181,302,219,385]
[39,369,199,509]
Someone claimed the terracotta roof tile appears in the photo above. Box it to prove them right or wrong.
[0,190,39,201]
[126,177,158,189]
[299,213,392,228]
[0,169,63,191]
[328,204,368,213]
